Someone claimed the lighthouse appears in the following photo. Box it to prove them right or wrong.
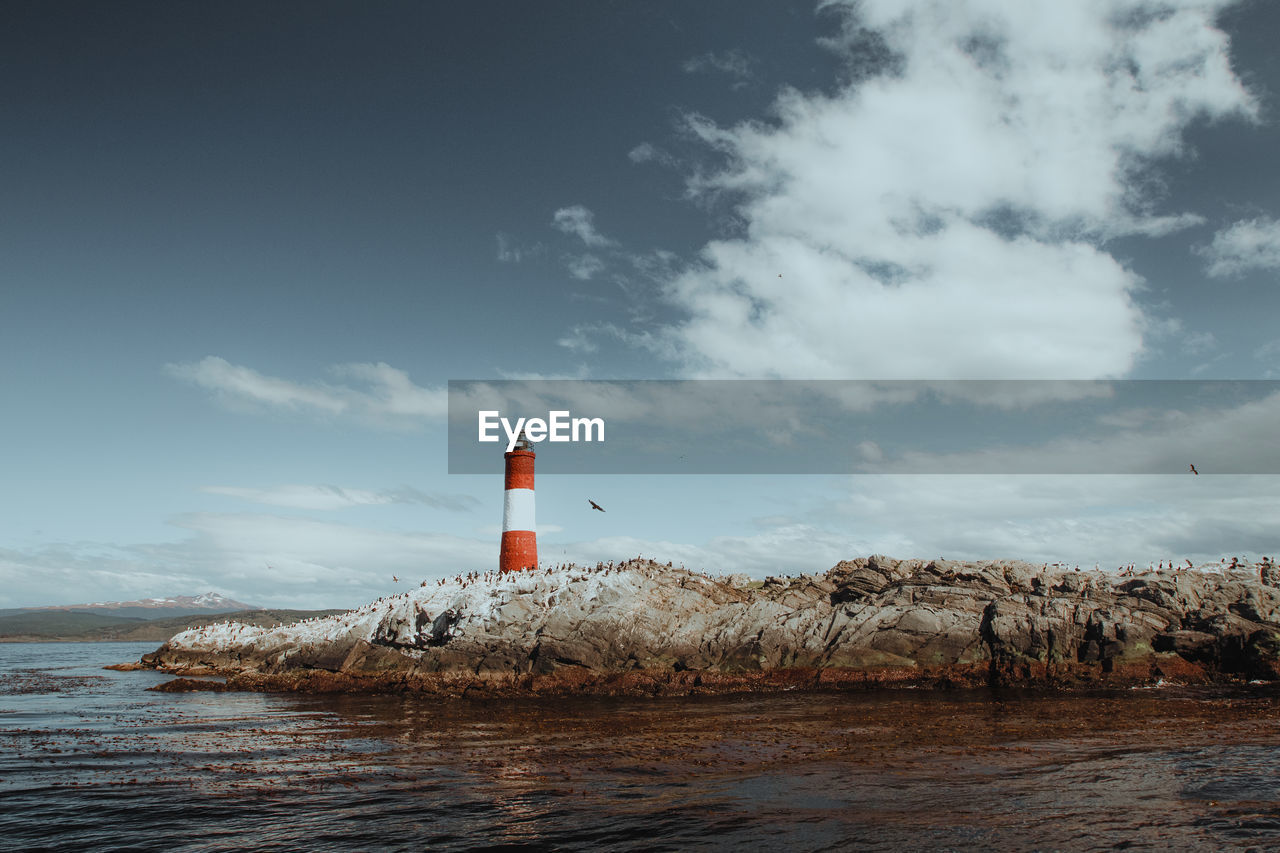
[499,431,537,572]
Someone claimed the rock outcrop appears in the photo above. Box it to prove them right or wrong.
[139,556,1280,696]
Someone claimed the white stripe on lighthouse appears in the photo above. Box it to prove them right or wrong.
[502,487,536,532]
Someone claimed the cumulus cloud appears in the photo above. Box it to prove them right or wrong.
[552,205,616,247]
[656,0,1255,380]
[1200,216,1280,277]
[166,357,446,425]
[551,205,651,282]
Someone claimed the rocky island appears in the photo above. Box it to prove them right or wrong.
[138,556,1280,696]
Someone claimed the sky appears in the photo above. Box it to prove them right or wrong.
[3,0,1280,609]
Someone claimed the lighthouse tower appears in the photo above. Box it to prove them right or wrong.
[499,431,537,572]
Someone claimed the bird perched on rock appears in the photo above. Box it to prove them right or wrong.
[1190,463,1199,475]
[589,500,605,512]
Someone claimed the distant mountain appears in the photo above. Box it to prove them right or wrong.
[0,593,351,643]
[24,592,259,620]
[0,608,346,643]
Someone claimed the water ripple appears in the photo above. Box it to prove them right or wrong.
[3,643,1280,850]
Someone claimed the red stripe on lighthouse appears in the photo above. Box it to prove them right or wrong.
[500,447,537,573]
[504,452,535,491]
[499,530,537,573]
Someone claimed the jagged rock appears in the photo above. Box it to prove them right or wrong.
[1261,559,1280,588]
[137,557,1280,695]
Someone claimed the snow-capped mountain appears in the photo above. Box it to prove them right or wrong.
[28,592,259,619]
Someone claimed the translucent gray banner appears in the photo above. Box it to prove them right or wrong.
[447,380,1280,474]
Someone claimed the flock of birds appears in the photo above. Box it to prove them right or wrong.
[381,553,1278,594]
[381,467,1244,588]
[378,499,606,587]
[173,463,1255,647]
[422,557,690,590]
[385,553,1279,589]
[187,549,1277,648]
[1107,555,1275,580]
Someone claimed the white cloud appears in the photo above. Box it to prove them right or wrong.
[330,362,447,419]
[628,142,676,166]
[567,254,606,280]
[559,526,853,577]
[0,515,501,609]
[544,471,1280,573]
[682,49,755,89]
[856,440,883,462]
[1200,216,1280,278]
[492,365,591,381]
[1257,339,1280,378]
[6,475,1276,609]
[166,357,446,425]
[201,484,478,512]
[655,0,1255,380]
[1182,330,1218,356]
[866,389,1280,475]
[168,512,488,575]
[476,524,565,536]
[165,356,347,413]
[554,321,657,357]
[495,232,524,263]
[556,326,600,353]
[0,545,228,610]
[552,205,616,247]
[825,474,1280,569]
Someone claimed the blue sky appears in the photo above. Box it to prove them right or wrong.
[3,0,1280,608]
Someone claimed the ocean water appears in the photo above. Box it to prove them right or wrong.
[3,642,1280,851]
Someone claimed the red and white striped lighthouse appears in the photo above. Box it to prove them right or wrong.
[499,432,537,572]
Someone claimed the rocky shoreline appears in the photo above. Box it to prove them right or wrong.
[134,556,1280,697]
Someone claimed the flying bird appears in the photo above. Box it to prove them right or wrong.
[392,575,399,583]
[589,500,606,512]
[1190,463,1199,475]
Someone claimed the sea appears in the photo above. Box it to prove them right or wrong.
[3,642,1280,851]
